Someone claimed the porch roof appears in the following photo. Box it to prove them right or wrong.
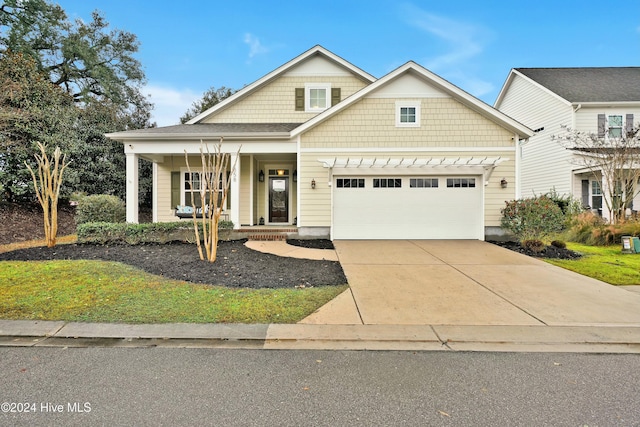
[106,123,303,141]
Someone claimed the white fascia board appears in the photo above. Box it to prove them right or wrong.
[493,68,516,108]
[106,132,292,142]
[124,140,297,155]
[186,45,376,124]
[292,62,534,138]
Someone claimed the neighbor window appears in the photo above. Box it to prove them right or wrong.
[608,115,623,138]
[395,101,421,127]
[591,180,602,210]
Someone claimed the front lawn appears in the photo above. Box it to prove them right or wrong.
[544,242,640,286]
[0,260,347,323]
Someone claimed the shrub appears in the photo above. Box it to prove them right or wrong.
[550,240,567,249]
[77,221,235,244]
[501,195,565,243]
[565,213,640,245]
[76,195,126,225]
[522,239,545,253]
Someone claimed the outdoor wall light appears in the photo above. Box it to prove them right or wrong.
[500,178,508,188]
[311,179,316,189]
[293,169,297,182]
[258,170,264,182]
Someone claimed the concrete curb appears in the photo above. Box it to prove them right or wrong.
[2,320,640,353]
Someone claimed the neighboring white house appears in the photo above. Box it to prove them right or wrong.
[107,45,532,240]
[495,67,640,221]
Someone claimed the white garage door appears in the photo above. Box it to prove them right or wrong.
[333,176,483,239]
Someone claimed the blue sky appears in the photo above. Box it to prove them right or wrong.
[56,0,640,126]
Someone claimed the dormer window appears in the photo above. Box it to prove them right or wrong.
[295,85,341,112]
[305,83,331,112]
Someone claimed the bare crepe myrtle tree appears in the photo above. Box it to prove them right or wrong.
[25,142,70,247]
[184,138,240,262]
[553,123,640,224]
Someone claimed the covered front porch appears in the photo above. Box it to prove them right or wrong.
[126,150,299,228]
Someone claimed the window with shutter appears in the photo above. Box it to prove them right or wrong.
[302,83,331,112]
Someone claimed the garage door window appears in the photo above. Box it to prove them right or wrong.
[410,178,438,188]
[446,178,476,188]
[336,178,365,188]
[373,178,402,188]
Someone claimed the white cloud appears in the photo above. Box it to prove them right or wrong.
[244,33,269,60]
[401,4,493,97]
[145,84,201,127]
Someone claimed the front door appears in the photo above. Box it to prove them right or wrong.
[269,177,289,223]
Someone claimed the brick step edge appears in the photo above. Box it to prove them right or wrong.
[236,228,298,233]
[246,234,288,241]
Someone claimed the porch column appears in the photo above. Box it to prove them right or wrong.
[126,153,139,223]
[230,153,240,229]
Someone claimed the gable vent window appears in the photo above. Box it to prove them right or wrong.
[295,84,340,112]
[395,101,421,127]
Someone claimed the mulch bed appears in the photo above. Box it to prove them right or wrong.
[0,239,347,289]
[489,241,582,260]
[286,239,335,250]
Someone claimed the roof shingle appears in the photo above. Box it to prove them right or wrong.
[516,67,640,103]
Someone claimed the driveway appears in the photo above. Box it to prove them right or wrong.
[323,240,640,326]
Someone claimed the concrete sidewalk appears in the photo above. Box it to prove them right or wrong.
[3,240,640,353]
[2,320,640,353]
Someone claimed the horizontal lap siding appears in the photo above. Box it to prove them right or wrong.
[497,75,574,197]
[203,76,368,124]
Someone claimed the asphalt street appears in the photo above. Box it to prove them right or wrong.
[1,348,640,426]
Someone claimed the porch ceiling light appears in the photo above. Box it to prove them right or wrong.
[277,169,285,176]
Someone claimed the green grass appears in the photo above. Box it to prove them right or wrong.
[544,242,640,286]
[0,260,347,323]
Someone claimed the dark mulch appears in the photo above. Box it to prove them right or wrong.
[287,239,335,250]
[0,239,347,289]
[0,202,77,245]
[489,241,582,260]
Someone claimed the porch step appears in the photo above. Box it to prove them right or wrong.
[246,233,288,241]
[233,227,298,241]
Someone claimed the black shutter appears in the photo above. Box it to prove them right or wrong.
[295,88,304,111]
[626,114,634,136]
[331,88,341,106]
[581,180,590,207]
[171,171,180,208]
[597,114,606,138]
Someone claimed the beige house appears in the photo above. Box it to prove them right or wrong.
[107,46,532,240]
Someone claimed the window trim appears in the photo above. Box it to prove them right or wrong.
[305,83,331,112]
[608,115,623,139]
[395,101,421,127]
[180,168,229,209]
